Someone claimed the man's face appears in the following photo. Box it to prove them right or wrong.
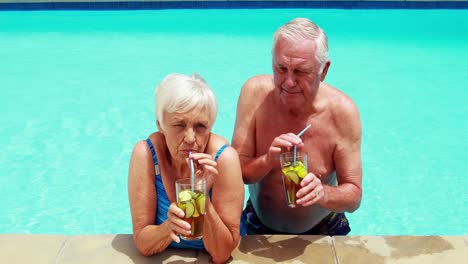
[272,38,323,107]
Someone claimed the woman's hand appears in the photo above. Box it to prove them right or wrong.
[166,203,191,243]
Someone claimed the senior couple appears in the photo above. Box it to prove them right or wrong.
[128,18,362,263]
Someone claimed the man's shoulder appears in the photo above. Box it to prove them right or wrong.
[322,83,361,136]
[246,74,273,83]
[242,74,274,94]
[323,83,359,114]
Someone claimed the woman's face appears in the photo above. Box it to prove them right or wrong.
[160,106,212,162]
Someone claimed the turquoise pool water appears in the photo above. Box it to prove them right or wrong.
[0,9,467,235]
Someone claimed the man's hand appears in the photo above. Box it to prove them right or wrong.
[295,172,326,207]
[267,133,304,168]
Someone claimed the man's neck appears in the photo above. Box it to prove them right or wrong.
[284,95,325,120]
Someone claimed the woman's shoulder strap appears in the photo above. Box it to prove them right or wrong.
[214,144,228,162]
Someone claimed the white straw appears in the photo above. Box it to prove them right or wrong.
[293,145,298,166]
[189,151,195,191]
[297,124,312,137]
[294,124,311,165]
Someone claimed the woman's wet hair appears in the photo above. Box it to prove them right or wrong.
[155,73,218,129]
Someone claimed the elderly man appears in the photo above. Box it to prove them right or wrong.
[232,18,362,235]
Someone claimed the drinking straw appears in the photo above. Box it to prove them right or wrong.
[293,145,298,165]
[297,124,312,138]
[294,124,312,165]
[189,151,195,191]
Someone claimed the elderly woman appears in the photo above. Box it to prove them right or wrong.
[128,73,244,263]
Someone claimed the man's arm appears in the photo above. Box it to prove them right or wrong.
[322,96,363,212]
[231,76,275,184]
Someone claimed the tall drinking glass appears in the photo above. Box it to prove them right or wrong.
[175,178,207,240]
[280,151,308,208]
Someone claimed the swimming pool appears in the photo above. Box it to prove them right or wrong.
[0,9,467,236]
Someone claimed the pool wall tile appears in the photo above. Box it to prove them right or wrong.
[334,236,468,264]
[231,235,336,264]
[1,1,468,10]
[55,234,202,264]
[0,234,467,263]
[0,234,68,264]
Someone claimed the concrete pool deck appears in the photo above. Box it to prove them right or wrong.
[1,234,466,263]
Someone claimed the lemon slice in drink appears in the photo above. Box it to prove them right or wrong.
[281,166,293,176]
[286,171,300,185]
[177,202,186,211]
[192,192,201,200]
[294,165,307,179]
[192,201,200,218]
[178,190,192,202]
[184,201,195,218]
[196,194,206,214]
[295,161,305,168]
[297,168,307,178]
[293,162,307,178]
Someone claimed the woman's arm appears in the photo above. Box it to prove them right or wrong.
[128,140,174,256]
[202,146,244,263]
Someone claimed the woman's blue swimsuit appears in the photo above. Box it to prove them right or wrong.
[145,138,228,249]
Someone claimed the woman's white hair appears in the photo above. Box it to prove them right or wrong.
[155,73,218,129]
[273,18,329,73]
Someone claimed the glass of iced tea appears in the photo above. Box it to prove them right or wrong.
[175,178,206,240]
[280,151,308,208]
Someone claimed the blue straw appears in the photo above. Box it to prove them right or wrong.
[297,124,312,138]
[293,124,312,165]
[293,145,298,166]
[189,151,195,191]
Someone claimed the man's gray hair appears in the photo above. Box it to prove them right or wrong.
[155,73,218,129]
[273,18,329,73]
